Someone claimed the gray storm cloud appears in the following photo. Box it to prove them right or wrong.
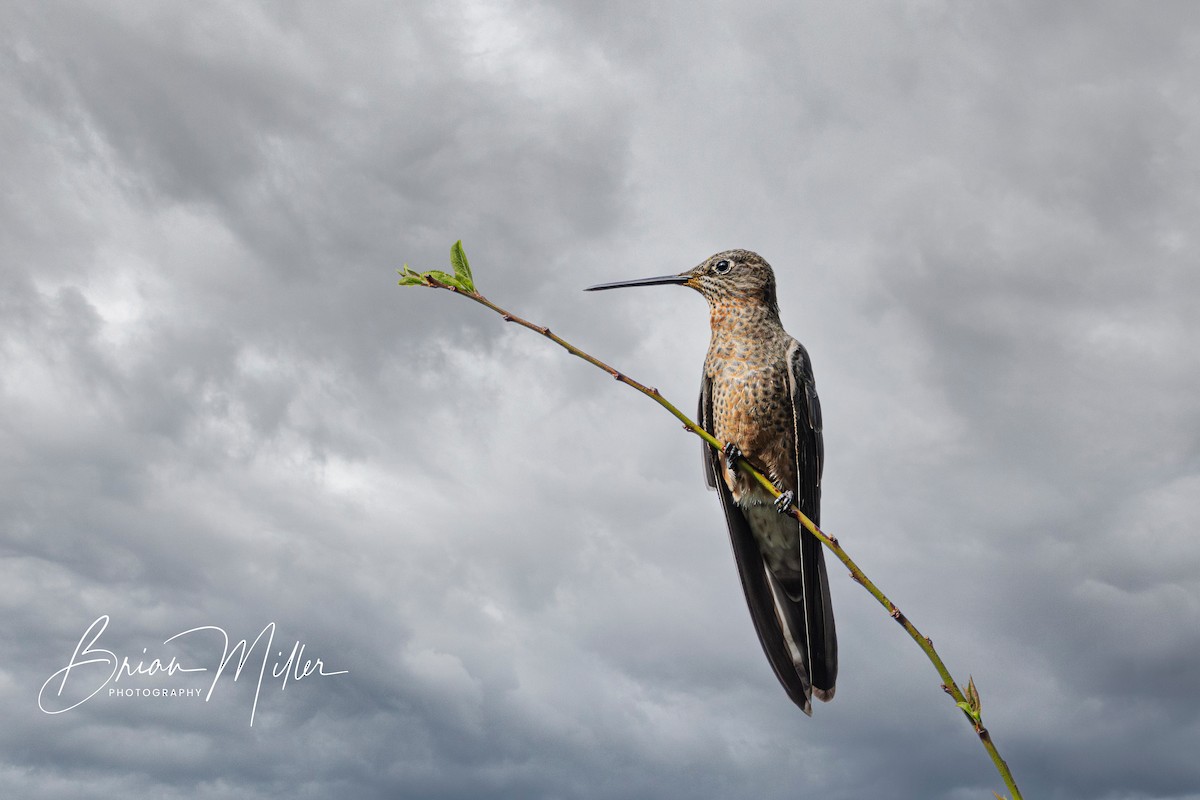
[2,2,1199,799]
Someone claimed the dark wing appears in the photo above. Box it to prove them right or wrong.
[784,339,837,699]
[700,375,814,713]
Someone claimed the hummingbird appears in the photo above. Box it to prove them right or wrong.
[586,249,835,714]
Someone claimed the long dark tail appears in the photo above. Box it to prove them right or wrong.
[712,487,837,713]
[774,528,837,701]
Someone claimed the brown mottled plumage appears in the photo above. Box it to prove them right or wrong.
[587,250,836,714]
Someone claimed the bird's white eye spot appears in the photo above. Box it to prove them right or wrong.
[714,259,731,274]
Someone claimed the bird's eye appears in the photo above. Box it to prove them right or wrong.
[714,260,731,274]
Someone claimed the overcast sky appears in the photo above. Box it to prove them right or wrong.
[3,2,1199,798]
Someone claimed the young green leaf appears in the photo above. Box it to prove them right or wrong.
[397,264,424,286]
[450,240,475,292]
[967,676,981,716]
[424,269,464,290]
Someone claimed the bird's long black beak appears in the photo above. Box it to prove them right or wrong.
[585,274,689,291]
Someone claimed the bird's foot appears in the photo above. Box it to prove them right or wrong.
[723,442,743,473]
[774,490,795,513]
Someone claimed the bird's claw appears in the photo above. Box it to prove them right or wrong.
[774,490,795,513]
[723,442,743,473]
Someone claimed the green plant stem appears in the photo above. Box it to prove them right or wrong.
[418,276,1023,800]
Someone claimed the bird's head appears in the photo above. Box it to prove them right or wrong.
[586,249,780,315]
